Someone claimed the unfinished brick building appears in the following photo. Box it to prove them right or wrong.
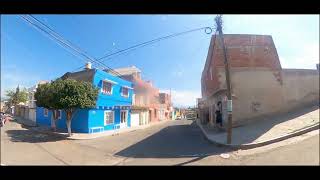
[199,34,319,128]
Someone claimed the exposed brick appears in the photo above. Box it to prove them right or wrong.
[201,34,283,99]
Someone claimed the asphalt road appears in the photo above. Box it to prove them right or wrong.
[74,119,232,159]
[1,119,319,165]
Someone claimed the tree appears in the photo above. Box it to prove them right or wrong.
[5,86,28,107]
[34,82,59,131]
[51,79,99,136]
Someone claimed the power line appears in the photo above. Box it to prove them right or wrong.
[20,15,123,76]
[96,26,214,63]
[28,14,91,61]
[24,15,108,71]
[20,15,88,64]
[71,65,87,72]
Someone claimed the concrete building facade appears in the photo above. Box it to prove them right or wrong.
[108,66,172,125]
[200,34,319,128]
[36,67,134,133]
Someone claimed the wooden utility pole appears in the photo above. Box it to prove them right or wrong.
[215,15,233,144]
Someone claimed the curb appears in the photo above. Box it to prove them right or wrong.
[66,120,172,140]
[197,120,320,150]
[29,119,173,140]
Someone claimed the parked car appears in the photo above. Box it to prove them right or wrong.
[175,115,181,120]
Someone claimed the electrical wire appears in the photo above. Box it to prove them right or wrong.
[20,15,88,64]
[96,26,214,63]
[22,14,215,77]
[20,15,123,76]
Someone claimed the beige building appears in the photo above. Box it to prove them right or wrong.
[200,34,319,128]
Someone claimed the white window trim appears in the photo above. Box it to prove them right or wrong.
[121,87,129,98]
[44,108,48,117]
[101,80,113,95]
[104,79,118,85]
[120,110,128,124]
[104,110,115,126]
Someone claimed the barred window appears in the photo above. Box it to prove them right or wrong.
[102,81,112,94]
[121,87,129,97]
[104,111,114,125]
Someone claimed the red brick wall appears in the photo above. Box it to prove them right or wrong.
[201,34,282,99]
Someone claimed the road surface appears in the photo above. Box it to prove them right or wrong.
[1,119,319,165]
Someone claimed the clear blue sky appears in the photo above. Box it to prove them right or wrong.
[1,15,319,107]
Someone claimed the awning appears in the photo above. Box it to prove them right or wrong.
[103,79,118,84]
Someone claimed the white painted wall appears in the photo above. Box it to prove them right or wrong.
[131,113,140,127]
[28,109,36,122]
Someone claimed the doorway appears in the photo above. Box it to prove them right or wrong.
[120,110,128,128]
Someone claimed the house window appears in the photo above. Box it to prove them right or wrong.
[121,87,129,97]
[104,111,114,125]
[57,110,62,119]
[102,81,112,95]
[120,110,127,124]
[44,108,48,117]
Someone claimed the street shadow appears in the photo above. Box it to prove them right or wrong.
[115,120,233,160]
[227,104,319,145]
[5,127,67,143]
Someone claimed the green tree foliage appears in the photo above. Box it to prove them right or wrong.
[5,86,28,106]
[53,79,99,110]
[34,82,61,131]
[34,83,53,109]
[34,79,99,136]
[54,79,99,136]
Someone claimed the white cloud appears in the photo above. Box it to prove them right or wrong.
[160,89,201,108]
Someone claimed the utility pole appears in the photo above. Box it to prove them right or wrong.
[215,15,233,144]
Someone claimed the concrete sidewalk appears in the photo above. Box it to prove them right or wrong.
[28,119,172,140]
[13,116,37,127]
[197,106,319,149]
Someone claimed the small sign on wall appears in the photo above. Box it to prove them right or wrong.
[227,100,232,113]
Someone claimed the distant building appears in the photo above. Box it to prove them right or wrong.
[107,66,173,126]
[159,93,172,120]
[200,34,319,128]
[25,80,49,122]
[36,64,134,133]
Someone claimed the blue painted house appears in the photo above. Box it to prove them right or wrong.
[36,67,134,133]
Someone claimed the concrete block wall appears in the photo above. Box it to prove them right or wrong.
[216,67,319,127]
[217,67,285,126]
[281,69,319,111]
